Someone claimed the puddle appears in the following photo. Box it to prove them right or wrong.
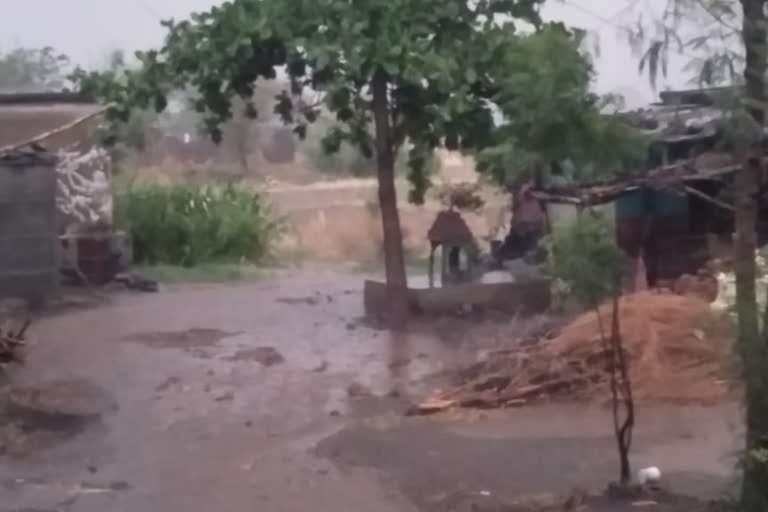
[1,379,114,456]
[121,328,241,349]
[276,296,320,305]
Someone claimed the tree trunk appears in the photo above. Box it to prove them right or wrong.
[736,155,768,511]
[739,1,768,509]
[611,293,634,485]
[594,291,634,486]
[372,68,409,323]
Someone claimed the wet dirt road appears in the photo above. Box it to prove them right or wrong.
[0,269,740,512]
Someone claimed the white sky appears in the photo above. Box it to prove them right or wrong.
[0,0,707,108]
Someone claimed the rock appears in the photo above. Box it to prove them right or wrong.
[313,361,329,373]
[214,391,235,402]
[109,481,133,491]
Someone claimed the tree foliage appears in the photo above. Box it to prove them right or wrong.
[621,0,742,89]
[624,1,768,509]
[73,0,551,202]
[547,213,634,485]
[475,28,648,187]
[0,46,71,92]
[70,0,551,313]
[70,0,645,315]
[547,212,626,306]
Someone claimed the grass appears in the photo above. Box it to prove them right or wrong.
[115,180,279,267]
[135,263,269,284]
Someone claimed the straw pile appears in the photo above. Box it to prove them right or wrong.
[410,291,732,415]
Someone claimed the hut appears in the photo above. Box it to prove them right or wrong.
[0,145,59,303]
[427,210,476,287]
[0,92,104,153]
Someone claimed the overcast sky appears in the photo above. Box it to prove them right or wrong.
[1,0,702,108]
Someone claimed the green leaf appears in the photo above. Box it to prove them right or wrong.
[293,124,307,139]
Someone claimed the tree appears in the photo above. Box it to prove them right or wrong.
[628,1,768,508]
[0,46,70,92]
[222,80,287,173]
[71,0,546,321]
[94,50,161,165]
[548,213,634,485]
[474,28,648,188]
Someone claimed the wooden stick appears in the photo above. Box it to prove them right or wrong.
[0,106,109,154]
[682,184,735,212]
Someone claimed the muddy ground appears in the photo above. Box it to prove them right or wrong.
[0,268,741,512]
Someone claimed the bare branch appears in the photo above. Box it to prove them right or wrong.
[694,0,740,33]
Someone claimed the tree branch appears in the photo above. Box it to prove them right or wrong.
[683,184,735,211]
[694,0,740,33]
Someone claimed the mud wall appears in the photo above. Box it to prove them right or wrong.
[0,151,59,302]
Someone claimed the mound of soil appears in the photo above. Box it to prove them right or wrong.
[411,291,732,414]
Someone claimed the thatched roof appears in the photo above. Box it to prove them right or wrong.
[428,210,474,244]
[530,152,742,207]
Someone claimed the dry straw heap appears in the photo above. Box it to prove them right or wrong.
[411,291,731,415]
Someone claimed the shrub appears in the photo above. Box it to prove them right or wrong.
[545,212,626,307]
[115,181,279,266]
[545,212,635,485]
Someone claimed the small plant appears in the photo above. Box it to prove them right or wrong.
[547,212,634,486]
[114,180,279,267]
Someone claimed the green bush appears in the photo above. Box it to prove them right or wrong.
[546,212,627,308]
[115,181,279,266]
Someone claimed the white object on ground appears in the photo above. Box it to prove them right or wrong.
[636,466,662,485]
